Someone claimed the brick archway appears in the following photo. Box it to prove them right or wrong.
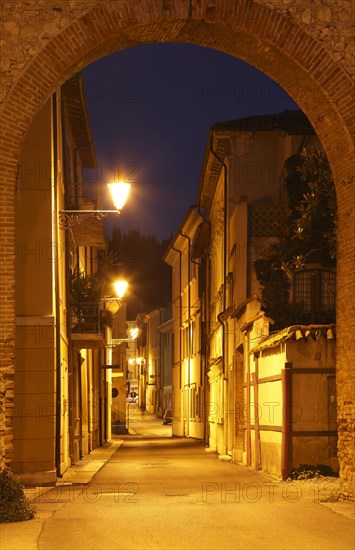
[0,1,354,497]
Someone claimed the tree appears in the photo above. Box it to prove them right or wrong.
[108,228,172,318]
[254,148,336,329]
[282,147,336,270]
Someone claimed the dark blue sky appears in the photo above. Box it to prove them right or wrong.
[83,43,298,240]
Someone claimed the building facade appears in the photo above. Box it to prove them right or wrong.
[126,320,140,398]
[165,209,206,440]
[157,309,173,417]
[13,74,113,485]
[166,110,337,477]
[198,110,320,460]
[246,310,337,478]
[110,302,128,434]
[135,307,173,418]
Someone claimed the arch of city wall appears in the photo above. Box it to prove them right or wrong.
[0,0,354,497]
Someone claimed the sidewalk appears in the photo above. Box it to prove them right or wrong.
[23,405,160,501]
[24,438,124,502]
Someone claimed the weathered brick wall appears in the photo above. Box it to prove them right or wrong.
[0,0,354,497]
[1,0,354,100]
[263,0,354,76]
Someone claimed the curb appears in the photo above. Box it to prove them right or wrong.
[24,439,124,501]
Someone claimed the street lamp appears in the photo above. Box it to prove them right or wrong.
[107,182,130,211]
[59,181,131,229]
[129,327,140,340]
[110,323,141,348]
[101,280,128,315]
[113,280,128,300]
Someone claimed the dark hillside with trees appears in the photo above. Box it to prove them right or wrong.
[106,227,172,318]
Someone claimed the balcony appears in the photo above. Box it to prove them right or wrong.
[70,302,107,349]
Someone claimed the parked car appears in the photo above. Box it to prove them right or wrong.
[163,408,172,425]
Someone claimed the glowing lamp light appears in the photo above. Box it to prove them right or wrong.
[129,327,139,340]
[108,182,131,211]
[114,280,128,299]
[59,181,131,229]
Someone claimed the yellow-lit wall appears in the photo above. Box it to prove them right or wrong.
[13,84,104,483]
[14,95,71,484]
[168,212,204,440]
[248,337,337,477]
[14,101,56,483]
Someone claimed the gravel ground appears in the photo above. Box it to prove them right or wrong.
[275,476,355,520]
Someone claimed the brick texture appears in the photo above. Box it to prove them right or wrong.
[0,0,354,498]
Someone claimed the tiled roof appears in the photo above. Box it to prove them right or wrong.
[250,324,336,353]
[197,109,315,213]
[213,109,314,135]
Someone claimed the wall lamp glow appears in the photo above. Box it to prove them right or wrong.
[101,280,128,316]
[113,280,128,299]
[59,181,131,229]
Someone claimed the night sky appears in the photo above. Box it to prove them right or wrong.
[83,43,298,241]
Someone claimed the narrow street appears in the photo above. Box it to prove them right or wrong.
[2,409,354,550]
[126,405,173,439]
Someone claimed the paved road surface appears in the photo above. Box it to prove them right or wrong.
[1,407,354,550]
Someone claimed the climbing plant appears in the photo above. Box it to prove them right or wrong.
[254,148,336,329]
[69,268,113,330]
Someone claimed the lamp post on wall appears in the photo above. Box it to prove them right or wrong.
[59,181,131,229]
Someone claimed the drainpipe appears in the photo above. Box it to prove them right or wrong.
[180,230,192,438]
[281,362,293,480]
[78,357,83,457]
[246,340,251,466]
[171,243,182,394]
[52,92,62,477]
[210,133,229,453]
[61,94,80,465]
[209,134,228,377]
[60,97,74,464]
[210,135,228,452]
[194,205,211,442]
[190,205,210,437]
[190,243,202,388]
[194,204,211,379]
[179,230,191,390]
[252,355,261,470]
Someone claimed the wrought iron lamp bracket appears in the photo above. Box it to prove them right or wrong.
[59,210,119,229]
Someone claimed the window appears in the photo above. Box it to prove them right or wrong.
[190,320,196,356]
[293,269,335,313]
[190,386,196,420]
[182,326,189,359]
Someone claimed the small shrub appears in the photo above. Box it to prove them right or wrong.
[288,463,338,480]
[316,464,338,477]
[0,468,36,523]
